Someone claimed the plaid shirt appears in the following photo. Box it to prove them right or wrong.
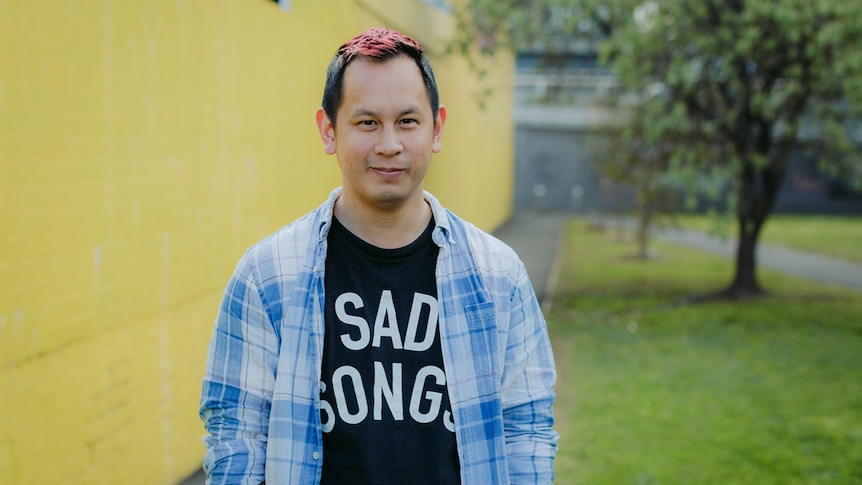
[200,188,558,484]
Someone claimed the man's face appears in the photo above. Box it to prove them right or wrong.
[317,55,445,212]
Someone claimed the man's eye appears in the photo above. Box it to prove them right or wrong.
[400,118,418,126]
[358,120,376,127]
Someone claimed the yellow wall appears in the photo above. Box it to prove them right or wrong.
[0,1,514,483]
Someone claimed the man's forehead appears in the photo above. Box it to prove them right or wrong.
[339,57,431,113]
[342,55,423,82]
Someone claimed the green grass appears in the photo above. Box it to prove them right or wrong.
[549,220,862,484]
[761,216,862,263]
[672,214,862,263]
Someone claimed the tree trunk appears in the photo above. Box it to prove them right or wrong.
[722,149,787,299]
[726,214,765,298]
[636,203,651,260]
[635,169,652,259]
[721,117,795,299]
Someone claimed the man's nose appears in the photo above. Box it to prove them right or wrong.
[375,126,403,156]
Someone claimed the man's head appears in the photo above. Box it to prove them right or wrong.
[321,27,440,127]
[315,27,446,219]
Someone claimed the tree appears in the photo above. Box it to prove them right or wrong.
[456,0,862,298]
[597,94,681,260]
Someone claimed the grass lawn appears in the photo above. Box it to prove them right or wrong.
[761,216,862,263]
[673,214,862,263]
[549,220,862,484]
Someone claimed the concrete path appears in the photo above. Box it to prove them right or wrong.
[493,210,571,306]
[499,212,862,298]
[599,215,862,293]
[656,227,862,293]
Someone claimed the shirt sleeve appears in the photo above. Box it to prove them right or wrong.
[199,254,280,485]
[502,264,559,484]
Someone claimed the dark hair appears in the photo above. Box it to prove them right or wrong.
[321,27,440,127]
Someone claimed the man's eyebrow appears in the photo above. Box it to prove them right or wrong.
[398,106,423,117]
[349,107,424,118]
[351,108,379,117]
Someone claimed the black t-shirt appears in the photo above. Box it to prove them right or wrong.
[320,216,460,485]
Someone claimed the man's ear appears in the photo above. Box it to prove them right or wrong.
[431,105,446,154]
[316,108,337,155]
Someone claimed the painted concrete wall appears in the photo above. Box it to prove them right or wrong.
[0,1,514,483]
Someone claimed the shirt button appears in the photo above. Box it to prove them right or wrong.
[312,451,320,460]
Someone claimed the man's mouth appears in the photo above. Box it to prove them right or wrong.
[371,166,406,179]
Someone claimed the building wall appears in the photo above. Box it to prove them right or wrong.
[513,63,862,215]
[0,1,514,483]
[514,128,611,212]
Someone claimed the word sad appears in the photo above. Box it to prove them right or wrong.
[334,290,439,351]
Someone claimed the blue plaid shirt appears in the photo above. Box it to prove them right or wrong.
[200,189,558,484]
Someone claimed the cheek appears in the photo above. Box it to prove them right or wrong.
[403,131,434,150]
[344,134,373,154]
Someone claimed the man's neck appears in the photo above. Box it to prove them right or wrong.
[333,194,432,249]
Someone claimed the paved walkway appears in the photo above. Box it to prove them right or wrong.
[598,215,862,292]
[655,226,862,292]
[493,210,572,306]
[499,212,862,301]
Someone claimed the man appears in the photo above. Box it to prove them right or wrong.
[199,27,558,484]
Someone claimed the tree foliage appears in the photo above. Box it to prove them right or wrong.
[457,0,862,297]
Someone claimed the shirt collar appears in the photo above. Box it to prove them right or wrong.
[315,187,454,247]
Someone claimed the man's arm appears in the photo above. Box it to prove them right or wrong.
[502,267,559,484]
[199,255,279,485]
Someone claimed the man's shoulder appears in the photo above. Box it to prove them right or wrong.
[238,205,328,279]
[454,215,513,252]
[446,211,523,272]
[245,189,339,257]
[250,209,321,253]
